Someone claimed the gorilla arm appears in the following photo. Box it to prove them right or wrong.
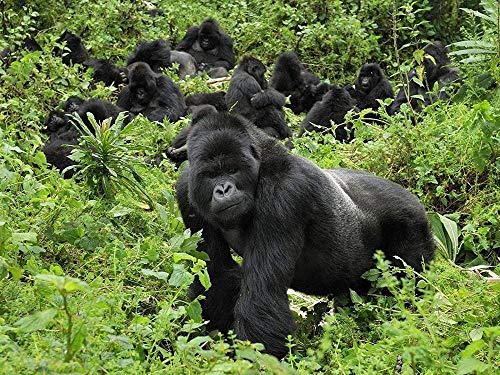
[250,88,286,109]
[176,26,200,51]
[233,177,305,359]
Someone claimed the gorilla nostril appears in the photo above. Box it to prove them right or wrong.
[224,182,234,195]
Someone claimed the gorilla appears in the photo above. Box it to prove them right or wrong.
[270,51,327,114]
[390,41,461,114]
[176,112,435,358]
[117,62,186,122]
[53,30,90,65]
[225,56,292,141]
[166,104,218,165]
[45,97,133,134]
[176,18,235,78]
[186,91,227,112]
[53,30,126,87]
[43,98,133,177]
[299,86,356,141]
[170,50,198,78]
[85,58,128,87]
[126,39,172,73]
[349,63,394,112]
[0,36,42,65]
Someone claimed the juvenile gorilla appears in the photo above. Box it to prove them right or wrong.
[299,85,356,141]
[349,63,394,112]
[117,62,186,122]
[225,56,292,141]
[390,41,461,114]
[270,51,327,114]
[176,18,235,77]
[176,113,435,358]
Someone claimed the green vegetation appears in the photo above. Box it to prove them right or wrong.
[0,0,498,373]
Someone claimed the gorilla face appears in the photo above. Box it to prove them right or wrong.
[127,62,157,106]
[244,57,267,89]
[356,63,382,94]
[198,20,220,50]
[188,115,260,228]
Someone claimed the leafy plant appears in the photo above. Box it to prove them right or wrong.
[68,113,153,207]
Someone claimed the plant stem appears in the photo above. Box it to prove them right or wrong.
[62,292,73,362]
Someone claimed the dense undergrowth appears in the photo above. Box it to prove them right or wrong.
[0,0,499,373]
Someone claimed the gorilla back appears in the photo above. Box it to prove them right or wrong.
[176,113,435,358]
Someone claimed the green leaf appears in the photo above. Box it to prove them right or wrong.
[14,309,58,333]
[349,289,363,305]
[141,268,169,281]
[168,264,194,287]
[68,322,87,357]
[469,328,484,342]
[11,232,37,244]
[198,269,211,290]
[457,357,489,374]
[186,300,202,323]
[64,277,90,292]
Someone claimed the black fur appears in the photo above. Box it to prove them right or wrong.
[127,39,172,73]
[43,98,132,177]
[176,112,435,358]
[186,91,227,112]
[299,86,356,141]
[225,56,292,141]
[390,41,461,114]
[176,18,235,77]
[117,62,186,122]
[84,58,128,87]
[166,104,218,164]
[53,30,90,65]
[351,63,394,112]
[270,51,326,114]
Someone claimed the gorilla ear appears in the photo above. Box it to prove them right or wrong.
[250,144,260,160]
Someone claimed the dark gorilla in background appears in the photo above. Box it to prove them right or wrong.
[0,36,42,66]
[349,63,394,112]
[176,112,435,358]
[390,41,461,114]
[53,30,90,65]
[53,30,127,87]
[117,62,186,122]
[299,86,356,141]
[270,51,328,114]
[176,18,235,78]
[43,98,133,177]
[166,104,218,165]
[126,39,172,73]
[225,56,292,141]
[186,91,227,112]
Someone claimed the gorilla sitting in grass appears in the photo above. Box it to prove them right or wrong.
[176,112,435,358]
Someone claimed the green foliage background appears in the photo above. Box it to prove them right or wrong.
[0,0,498,373]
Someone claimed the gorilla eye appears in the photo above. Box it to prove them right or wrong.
[227,167,238,174]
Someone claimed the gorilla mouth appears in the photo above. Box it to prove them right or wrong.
[216,199,243,213]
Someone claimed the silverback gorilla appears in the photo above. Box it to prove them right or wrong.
[176,112,435,358]
[176,18,235,78]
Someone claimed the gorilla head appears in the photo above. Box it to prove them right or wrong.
[198,19,221,50]
[54,30,90,65]
[126,62,158,108]
[355,63,384,94]
[240,56,267,89]
[187,114,260,228]
[126,39,171,73]
[422,41,450,80]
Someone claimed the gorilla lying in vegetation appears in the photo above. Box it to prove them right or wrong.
[225,56,292,141]
[54,30,127,87]
[176,112,435,358]
[390,41,461,114]
[348,63,394,112]
[176,18,235,78]
[186,91,227,112]
[117,62,186,122]
[299,85,356,141]
[270,51,328,114]
[44,98,132,177]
